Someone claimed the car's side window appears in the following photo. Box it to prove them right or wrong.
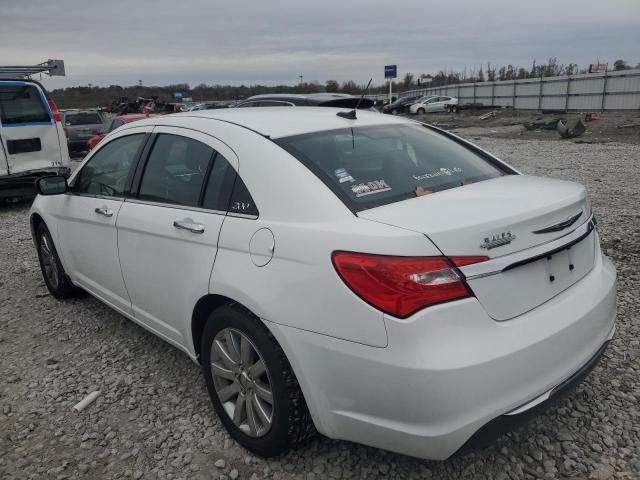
[138,134,214,207]
[75,134,145,197]
[228,176,259,217]
[201,153,234,211]
[236,101,257,108]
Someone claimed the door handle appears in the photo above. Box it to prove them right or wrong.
[94,207,113,217]
[173,220,205,234]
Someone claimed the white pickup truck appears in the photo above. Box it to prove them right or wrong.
[0,79,70,199]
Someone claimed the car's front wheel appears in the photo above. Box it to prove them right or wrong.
[391,109,399,115]
[417,108,425,115]
[35,223,76,299]
[202,304,314,457]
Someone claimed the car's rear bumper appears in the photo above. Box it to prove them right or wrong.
[455,337,610,455]
[67,139,91,151]
[268,249,616,460]
[0,167,71,198]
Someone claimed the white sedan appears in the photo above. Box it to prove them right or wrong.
[30,107,616,460]
[410,95,459,114]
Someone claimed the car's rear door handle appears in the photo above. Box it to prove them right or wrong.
[94,207,113,217]
[173,220,205,234]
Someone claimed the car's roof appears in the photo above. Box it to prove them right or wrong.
[160,107,416,139]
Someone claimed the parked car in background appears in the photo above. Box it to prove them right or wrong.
[233,93,374,109]
[61,109,105,154]
[410,96,459,115]
[0,78,69,199]
[86,113,160,150]
[182,101,234,111]
[30,107,615,460]
[381,95,420,115]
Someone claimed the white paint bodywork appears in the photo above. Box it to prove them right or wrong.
[30,108,616,459]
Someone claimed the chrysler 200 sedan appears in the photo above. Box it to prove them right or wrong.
[30,107,616,460]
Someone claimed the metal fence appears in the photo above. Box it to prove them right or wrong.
[368,69,640,112]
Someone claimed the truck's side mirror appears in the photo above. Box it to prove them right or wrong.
[36,175,68,195]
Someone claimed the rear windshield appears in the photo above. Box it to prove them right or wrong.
[275,124,507,211]
[64,112,103,125]
[0,84,50,125]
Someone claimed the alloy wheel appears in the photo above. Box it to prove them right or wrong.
[210,328,274,437]
[40,234,59,289]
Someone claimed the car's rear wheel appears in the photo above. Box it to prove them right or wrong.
[202,303,314,457]
[417,108,425,115]
[35,223,76,299]
[450,105,459,113]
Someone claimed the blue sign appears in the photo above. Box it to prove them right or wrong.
[384,65,397,79]
[174,92,183,99]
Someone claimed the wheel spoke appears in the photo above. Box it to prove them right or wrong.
[240,335,252,366]
[252,392,272,427]
[217,381,240,403]
[245,393,259,436]
[210,361,235,380]
[253,381,273,404]
[248,359,266,378]
[232,394,245,424]
[225,330,241,363]
[214,339,240,373]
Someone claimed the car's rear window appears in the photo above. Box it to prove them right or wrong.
[64,112,103,125]
[275,124,508,211]
[0,84,50,125]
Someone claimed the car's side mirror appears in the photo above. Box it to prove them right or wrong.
[36,175,68,195]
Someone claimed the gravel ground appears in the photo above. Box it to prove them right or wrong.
[1,137,639,480]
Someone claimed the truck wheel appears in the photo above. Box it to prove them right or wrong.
[202,303,315,457]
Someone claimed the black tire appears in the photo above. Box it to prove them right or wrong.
[201,303,315,457]
[35,223,76,299]
[417,108,425,115]
[391,109,398,115]
[451,105,459,113]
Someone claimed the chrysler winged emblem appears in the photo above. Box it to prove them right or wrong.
[480,231,516,250]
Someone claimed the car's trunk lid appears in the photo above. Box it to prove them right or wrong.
[358,175,595,320]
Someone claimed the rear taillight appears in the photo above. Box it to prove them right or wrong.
[332,252,486,318]
[47,99,62,122]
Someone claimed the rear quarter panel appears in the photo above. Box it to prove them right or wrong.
[204,123,443,347]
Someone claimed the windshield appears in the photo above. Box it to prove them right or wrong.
[275,124,508,211]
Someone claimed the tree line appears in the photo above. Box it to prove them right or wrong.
[50,57,639,109]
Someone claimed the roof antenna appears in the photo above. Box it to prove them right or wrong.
[337,78,372,120]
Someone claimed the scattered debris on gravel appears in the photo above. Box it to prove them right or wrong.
[1,137,639,479]
[415,110,640,145]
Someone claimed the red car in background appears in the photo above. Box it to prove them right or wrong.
[87,114,160,150]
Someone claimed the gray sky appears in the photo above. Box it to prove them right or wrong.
[2,0,639,89]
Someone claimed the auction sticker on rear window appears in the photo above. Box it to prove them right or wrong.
[334,168,354,183]
[351,180,391,197]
